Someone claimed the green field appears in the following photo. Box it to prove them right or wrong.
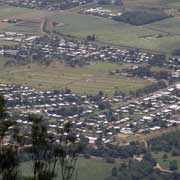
[3,23,41,34]
[51,12,180,53]
[0,59,151,96]
[0,7,33,19]
[20,158,118,180]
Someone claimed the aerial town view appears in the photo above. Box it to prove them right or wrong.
[1,0,180,180]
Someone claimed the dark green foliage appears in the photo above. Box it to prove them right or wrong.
[0,96,20,180]
[149,130,180,152]
[0,145,20,180]
[169,160,178,171]
[29,114,57,180]
[87,142,146,158]
[55,121,83,180]
[111,167,117,176]
[122,65,170,80]
[162,153,168,160]
[112,11,170,25]
[107,156,180,180]
[0,95,5,119]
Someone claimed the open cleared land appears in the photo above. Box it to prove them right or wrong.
[0,6,53,34]
[0,60,151,96]
[51,12,180,53]
[20,158,119,180]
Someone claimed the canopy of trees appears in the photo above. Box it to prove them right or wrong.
[112,11,170,25]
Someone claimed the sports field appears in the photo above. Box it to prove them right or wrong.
[0,59,151,96]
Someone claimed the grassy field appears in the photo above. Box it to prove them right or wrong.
[20,158,119,180]
[0,7,33,19]
[0,60,151,96]
[3,22,41,34]
[51,12,180,53]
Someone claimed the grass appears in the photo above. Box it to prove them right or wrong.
[51,12,180,53]
[3,23,41,34]
[20,158,118,180]
[0,7,33,19]
[0,61,151,96]
[145,17,180,34]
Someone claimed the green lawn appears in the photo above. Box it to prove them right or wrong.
[51,12,180,53]
[20,158,118,180]
[0,61,151,96]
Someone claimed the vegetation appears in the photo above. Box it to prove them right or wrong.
[51,12,180,53]
[106,153,180,180]
[149,130,180,153]
[0,96,81,180]
[113,11,170,26]
[21,158,119,180]
[0,61,151,96]
[0,7,33,19]
[85,142,146,159]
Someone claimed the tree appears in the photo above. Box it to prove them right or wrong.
[162,153,168,161]
[29,114,57,180]
[29,114,82,180]
[0,95,20,180]
[0,95,5,119]
[55,121,83,180]
[169,160,178,171]
[112,167,117,176]
[0,145,20,180]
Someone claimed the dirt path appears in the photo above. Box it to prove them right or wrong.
[156,163,172,173]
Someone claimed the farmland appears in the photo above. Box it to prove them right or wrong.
[0,60,151,96]
[51,12,180,53]
[0,6,53,34]
[0,2,180,53]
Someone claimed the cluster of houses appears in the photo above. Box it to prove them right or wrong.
[5,0,93,10]
[1,82,180,145]
[0,34,155,66]
[81,7,121,18]
[1,33,180,71]
[0,32,38,45]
